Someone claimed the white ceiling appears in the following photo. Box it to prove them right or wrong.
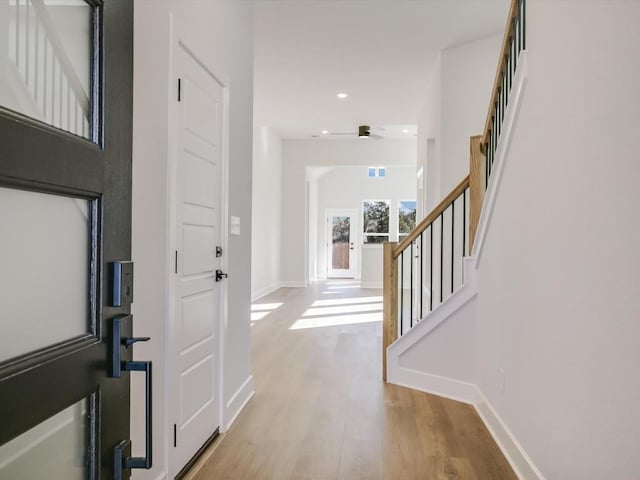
[254,0,509,139]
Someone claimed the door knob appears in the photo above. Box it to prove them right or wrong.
[216,269,228,282]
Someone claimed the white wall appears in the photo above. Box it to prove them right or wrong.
[475,2,640,478]
[418,34,501,210]
[315,165,416,284]
[281,139,416,285]
[132,2,254,479]
[251,126,282,300]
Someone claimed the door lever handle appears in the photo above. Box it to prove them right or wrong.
[216,269,228,282]
[123,337,150,348]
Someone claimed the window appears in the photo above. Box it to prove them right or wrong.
[398,200,417,242]
[363,200,389,244]
[367,166,386,178]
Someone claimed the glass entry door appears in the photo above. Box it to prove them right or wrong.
[327,209,357,278]
[0,1,136,479]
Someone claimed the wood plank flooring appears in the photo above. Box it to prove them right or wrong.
[189,281,517,480]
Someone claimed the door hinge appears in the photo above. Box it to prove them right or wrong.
[173,424,177,447]
[175,250,178,274]
[178,78,182,102]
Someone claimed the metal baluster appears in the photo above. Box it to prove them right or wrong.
[486,141,491,187]
[451,201,455,294]
[420,232,423,319]
[513,17,520,71]
[410,242,414,328]
[462,189,466,257]
[429,224,433,312]
[400,251,404,336]
[440,213,444,304]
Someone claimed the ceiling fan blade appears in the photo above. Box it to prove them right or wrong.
[329,132,356,136]
[369,133,384,140]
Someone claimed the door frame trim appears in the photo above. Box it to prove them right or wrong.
[325,207,358,279]
[165,15,230,479]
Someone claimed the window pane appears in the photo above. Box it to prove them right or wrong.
[364,235,388,244]
[0,397,91,480]
[1,0,94,139]
[363,200,389,234]
[367,167,376,177]
[399,200,417,234]
[0,186,91,363]
[378,167,385,177]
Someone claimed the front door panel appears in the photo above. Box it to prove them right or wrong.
[0,1,134,479]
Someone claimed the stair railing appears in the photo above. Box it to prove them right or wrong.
[382,0,526,381]
[482,0,526,184]
[8,0,91,138]
[382,138,484,380]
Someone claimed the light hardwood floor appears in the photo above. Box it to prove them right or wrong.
[189,281,517,480]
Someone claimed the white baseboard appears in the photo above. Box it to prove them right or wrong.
[474,388,546,480]
[279,280,307,288]
[360,281,383,289]
[224,375,254,431]
[391,367,479,405]
[251,284,280,302]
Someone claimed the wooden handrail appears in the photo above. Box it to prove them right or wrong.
[393,175,470,258]
[481,0,520,148]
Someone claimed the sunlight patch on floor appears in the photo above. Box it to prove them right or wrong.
[289,311,382,330]
[302,302,382,317]
[250,302,284,323]
[325,285,362,290]
[312,296,382,307]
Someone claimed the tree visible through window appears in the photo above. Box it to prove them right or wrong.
[398,200,417,242]
[363,200,389,244]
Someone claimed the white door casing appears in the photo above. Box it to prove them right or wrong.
[168,39,226,477]
[326,208,357,278]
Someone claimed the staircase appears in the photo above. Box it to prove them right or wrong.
[382,0,527,383]
[2,0,91,138]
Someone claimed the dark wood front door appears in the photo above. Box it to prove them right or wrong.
[0,1,137,478]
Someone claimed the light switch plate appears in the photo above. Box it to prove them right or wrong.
[230,216,241,236]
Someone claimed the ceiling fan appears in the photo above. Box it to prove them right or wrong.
[327,125,385,139]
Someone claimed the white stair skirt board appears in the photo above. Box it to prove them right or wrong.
[386,257,478,405]
[475,388,547,480]
[251,284,281,302]
[224,375,254,431]
[472,51,529,267]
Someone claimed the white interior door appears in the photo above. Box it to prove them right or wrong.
[171,43,224,475]
[326,209,357,278]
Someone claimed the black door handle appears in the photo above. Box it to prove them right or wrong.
[216,269,228,282]
[111,316,153,478]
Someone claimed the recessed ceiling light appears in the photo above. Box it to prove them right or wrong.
[336,93,348,99]
[403,129,410,134]
[322,130,329,135]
